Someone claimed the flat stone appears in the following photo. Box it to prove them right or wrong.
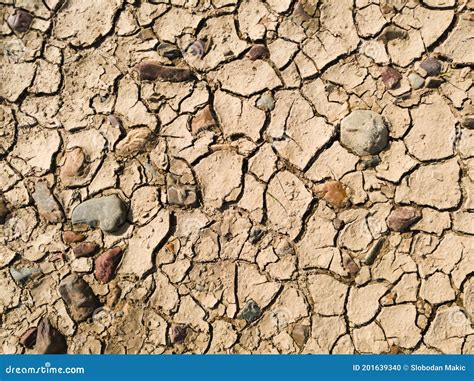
[63,231,85,244]
[7,9,33,32]
[237,299,262,323]
[381,67,402,89]
[59,273,100,323]
[395,159,461,210]
[20,327,37,349]
[408,73,424,89]
[256,92,275,111]
[32,181,64,223]
[72,195,127,233]
[420,57,442,76]
[95,247,122,283]
[35,317,67,354]
[246,45,270,61]
[10,267,41,286]
[340,110,388,156]
[314,181,349,209]
[387,206,422,232]
[194,151,243,209]
[73,242,100,258]
[135,62,194,82]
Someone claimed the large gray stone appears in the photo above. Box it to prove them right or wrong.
[340,110,388,156]
[71,195,127,233]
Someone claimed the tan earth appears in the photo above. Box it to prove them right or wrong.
[0,0,473,355]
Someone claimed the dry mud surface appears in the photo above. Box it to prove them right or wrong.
[0,0,473,354]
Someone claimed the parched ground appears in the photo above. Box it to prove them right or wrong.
[0,0,473,355]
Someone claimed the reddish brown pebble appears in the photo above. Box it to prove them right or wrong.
[246,45,270,61]
[63,231,85,244]
[7,10,33,33]
[73,242,100,258]
[20,327,37,349]
[381,67,402,89]
[314,181,349,209]
[94,247,122,283]
[191,106,216,134]
[387,206,421,232]
[135,62,193,82]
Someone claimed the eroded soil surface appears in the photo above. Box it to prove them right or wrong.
[0,0,473,354]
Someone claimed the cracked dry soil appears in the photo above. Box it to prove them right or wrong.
[0,0,473,355]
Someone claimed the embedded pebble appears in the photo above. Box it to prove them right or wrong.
[20,327,37,349]
[32,181,64,223]
[7,9,33,33]
[420,57,442,76]
[237,299,262,323]
[408,73,424,89]
[246,45,270,61]
[35,317,67,354]
[340,110,389,156]
[71,195,127,233]
[135,62,194,82]
[364,237,385,266]
[10,267,41,285]
[381,67,402,89]
[63,231,86,244]
[73,242,100,258]
[59,273,100,323]
[387,207,422,232]
[1,0,471,356]
[157,43,182,60]
[314,181,349,209]
[256,92,275,111]
[94,247,123,283]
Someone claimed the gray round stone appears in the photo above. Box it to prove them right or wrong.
[340,110,388,156]
[71,195,127,233]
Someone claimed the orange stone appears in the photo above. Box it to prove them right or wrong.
[314,180,349,208]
